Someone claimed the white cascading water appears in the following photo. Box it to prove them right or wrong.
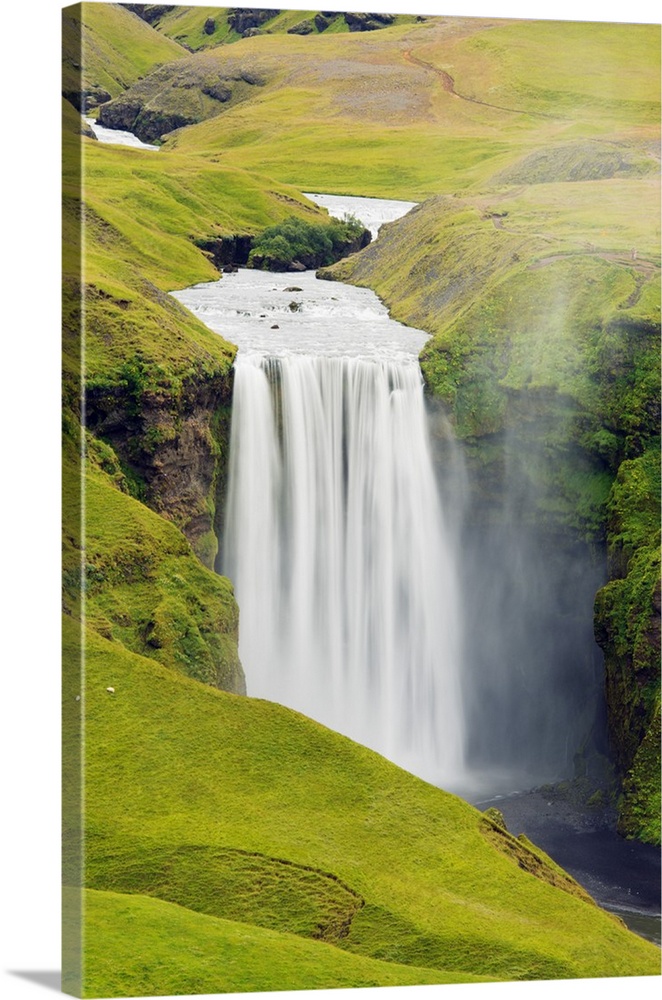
[173,194,465,787]
[224,353,464,784]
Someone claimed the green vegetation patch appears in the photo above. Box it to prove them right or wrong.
[249,214,370,270]
[62,3,185,109]
[63,443,244,693]
[72,888,477,998]
[66,615,660,989]
[618,707,662,845]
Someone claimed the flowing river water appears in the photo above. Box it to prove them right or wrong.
[169,191,659,944]
[174,196,466,790]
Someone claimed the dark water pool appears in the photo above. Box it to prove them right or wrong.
[476,789,660,946]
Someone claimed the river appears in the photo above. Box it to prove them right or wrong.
[174,195,466,791]
[85,116,160,150]
[172,192,660,946]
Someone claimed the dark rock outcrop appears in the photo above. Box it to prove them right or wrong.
[120,4,171,24]
[85,351,235,567]
[202,80,233,102]
[345,12,395,32]
[99,103,189,142]
[203,17,216,35]
[228,8,280,35]
[315,14,332,32]
[64,88,112,114]
[96,60,267,142]
[194,235,254,269]
[288,20,314,35]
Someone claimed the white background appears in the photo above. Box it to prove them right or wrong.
[1,1,659,999]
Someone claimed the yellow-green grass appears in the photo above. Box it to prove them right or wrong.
[62,429,243,691]
[433,20,661,125]
[149,6,240,50]
[75,138,325,289]
[326,179,660,356]
[62,2,186,101]
[62,124,328,389]
[71,888,488,997]
[150,8,420,51]
[160,17,659,198]
[62,613,660,992]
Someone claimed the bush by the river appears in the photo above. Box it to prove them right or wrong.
[249,215,371,271]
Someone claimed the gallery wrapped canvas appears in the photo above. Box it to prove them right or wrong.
[62,2,660,997]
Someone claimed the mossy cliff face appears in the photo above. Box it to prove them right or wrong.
[84,340,235,570]
[594,448,661,843]
[326,187,660,840]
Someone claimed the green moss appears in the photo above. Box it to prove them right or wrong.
[594,531,661,835]
[618,708,662,844]
[606,445,662,570]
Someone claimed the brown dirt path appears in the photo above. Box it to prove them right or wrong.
[403,48,557,119]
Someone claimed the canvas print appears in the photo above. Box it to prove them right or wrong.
[62,3,661,997]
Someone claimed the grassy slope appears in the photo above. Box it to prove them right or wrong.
[62,429,244,691]
[74,888,485,996]
[62,2,186,100]
[163,18,659,197]
[62,615,659,996]
[63,116,326,392]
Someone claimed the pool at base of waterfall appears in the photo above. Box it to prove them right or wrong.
[477,786,661,946]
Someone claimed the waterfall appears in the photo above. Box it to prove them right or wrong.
[224,352,465,786]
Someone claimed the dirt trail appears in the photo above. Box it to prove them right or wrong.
[403,48,556,119]
[529,251,659,278]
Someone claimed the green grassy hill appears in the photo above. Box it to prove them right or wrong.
[133,6,419,51]
[131,17,660,198]
[71,888,487,996]
[62,614,660,996]
[62,108,326,556]
[62,2,186,109]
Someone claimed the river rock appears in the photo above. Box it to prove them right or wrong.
[290,261,307,271]
[283,286,303,292]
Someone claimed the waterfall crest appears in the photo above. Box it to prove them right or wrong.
[224,353,465,786]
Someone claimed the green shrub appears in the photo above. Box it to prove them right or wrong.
[249,215,369,271]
